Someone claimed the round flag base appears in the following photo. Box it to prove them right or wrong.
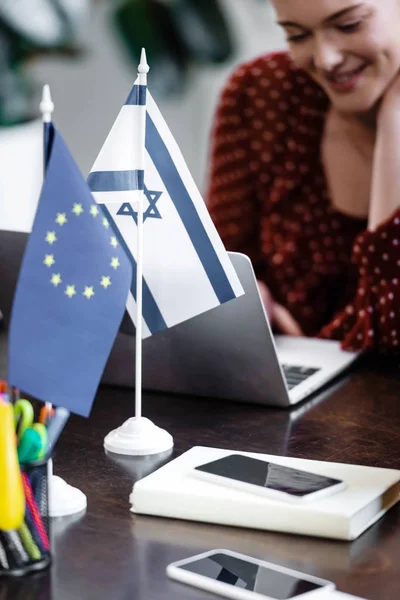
[48,475,87,517]
[104,417,174,456]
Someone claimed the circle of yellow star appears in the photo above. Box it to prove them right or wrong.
[55,213,68,226]
[65,285,76,298]
[90,205,99,217]
[83,286,95,299]
[102,217,110,229]
[43,254,55,267]
[51,273,62,287]
[45,231,57,245]
[110,257,120,270]
[72,203,84,216]
[110,236,118,248]
[100,276,111,289]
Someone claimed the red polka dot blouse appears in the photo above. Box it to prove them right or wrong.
[207,52,400,352]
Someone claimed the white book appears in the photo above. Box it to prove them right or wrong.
[130,446,400,541]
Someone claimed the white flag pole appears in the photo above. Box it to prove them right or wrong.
[40,87,55,425]
[103,50,173,456]
[40,86,87,517]
[40,84,54,125]
[134,49,148,420]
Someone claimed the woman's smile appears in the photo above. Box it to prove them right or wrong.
[324,62,369,93]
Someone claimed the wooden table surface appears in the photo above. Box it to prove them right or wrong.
[1,332,400,600]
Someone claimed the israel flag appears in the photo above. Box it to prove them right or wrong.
[88,78,244,338]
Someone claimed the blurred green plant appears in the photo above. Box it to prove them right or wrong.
[0,0,88,126]
[113,0,235,96]
[0,0,238,126]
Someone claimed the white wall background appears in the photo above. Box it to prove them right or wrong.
[30,0,285,190]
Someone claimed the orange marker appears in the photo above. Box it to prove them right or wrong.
[39,405,54,425]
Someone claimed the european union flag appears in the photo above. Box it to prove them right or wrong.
[8,124,132,417]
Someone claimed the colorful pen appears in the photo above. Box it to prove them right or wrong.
[0,536,9,569]
[39,404,54,425]
[18,523,41,561]
[17,428,43,464]
[13,399,35,440]
[0,403,25,531]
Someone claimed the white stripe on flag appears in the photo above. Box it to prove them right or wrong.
[91,106,146,173]
[92,190,140,209]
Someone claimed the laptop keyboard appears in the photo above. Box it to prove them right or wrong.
[281,364,321,390]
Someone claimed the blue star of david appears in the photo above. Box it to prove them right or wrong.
[117,185,162,223]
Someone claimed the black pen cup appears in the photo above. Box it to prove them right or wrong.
[0,458,51,578]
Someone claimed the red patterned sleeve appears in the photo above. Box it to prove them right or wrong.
[206,57,279,279]
[319,210,400,352]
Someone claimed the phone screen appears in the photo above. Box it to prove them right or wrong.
[194,454,342,497]
[178,552,324,599]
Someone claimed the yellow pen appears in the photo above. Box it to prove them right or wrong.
[0,403,25,530]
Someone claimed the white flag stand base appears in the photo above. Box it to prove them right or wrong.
[102,53,173,460]
[104,416,173,456]
[48,459,87,517]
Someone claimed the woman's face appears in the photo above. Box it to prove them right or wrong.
[272,0,400,114]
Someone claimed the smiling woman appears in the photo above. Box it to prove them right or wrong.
[277,0,400,113]
[207,0,400,352]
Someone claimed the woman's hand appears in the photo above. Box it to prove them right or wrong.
[257,280,303,337]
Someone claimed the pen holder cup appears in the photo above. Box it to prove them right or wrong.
[0,458,51,578]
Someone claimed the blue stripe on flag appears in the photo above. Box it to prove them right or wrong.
[88,170,144,192]
[101,205,167,334]
[146,114,236,304]
[125,85,147,106]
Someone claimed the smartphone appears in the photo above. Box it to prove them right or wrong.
[167,549,335,600]
[192,454,346,503]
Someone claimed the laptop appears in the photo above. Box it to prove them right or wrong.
[103,252,360,407]
[0,230,359,407]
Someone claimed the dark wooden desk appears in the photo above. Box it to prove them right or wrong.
[1,332,400,600]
